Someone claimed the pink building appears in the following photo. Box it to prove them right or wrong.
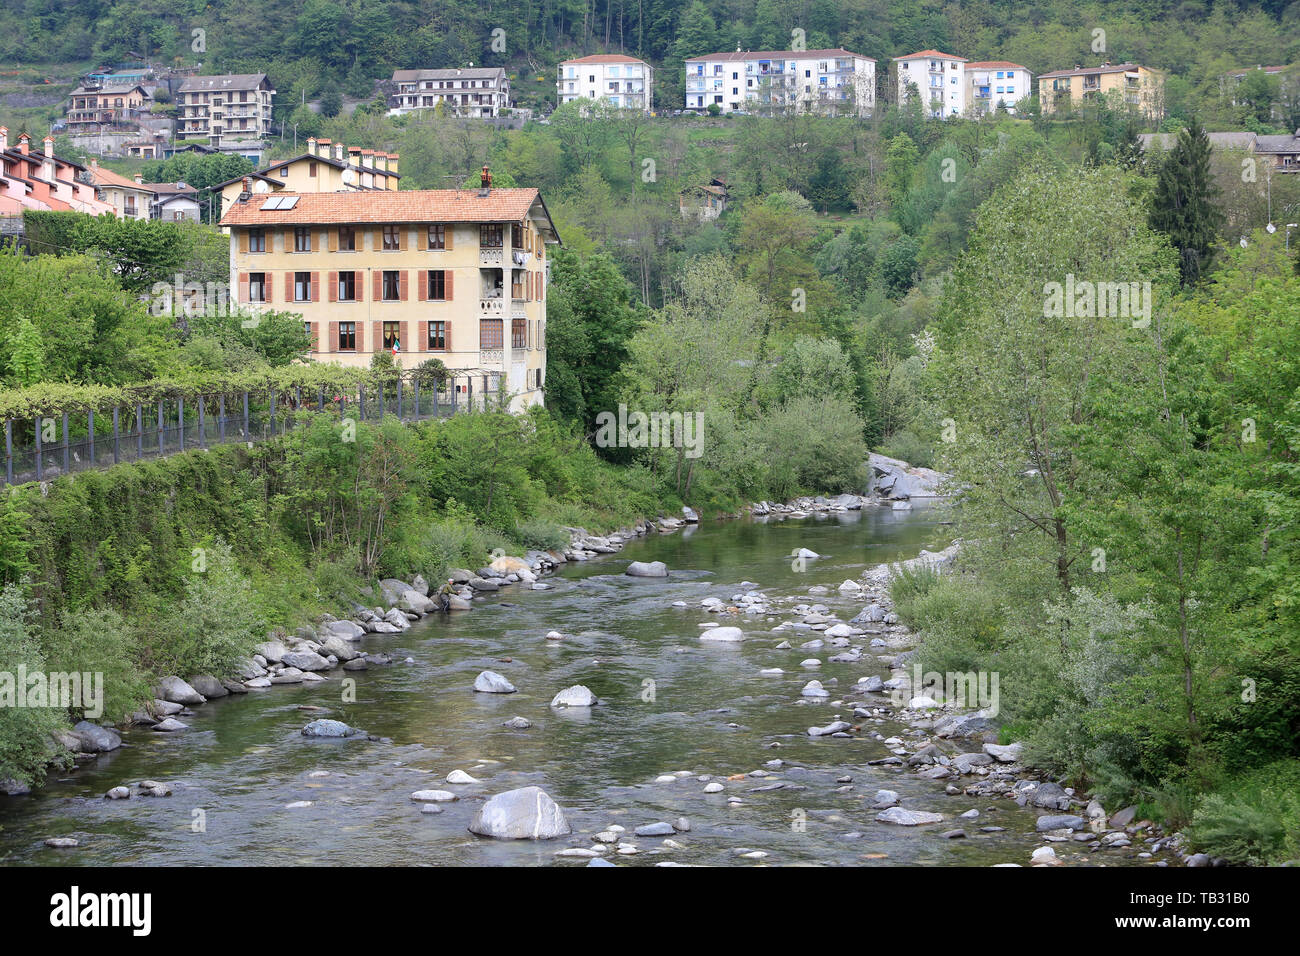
[0,127,115,216]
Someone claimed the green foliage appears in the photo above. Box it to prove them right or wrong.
[0,585,70,788]
[42,607,149,726]
[1149,116,1223,285]
[1189,761,1300,865]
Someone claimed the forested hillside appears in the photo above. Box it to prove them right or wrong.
[2,0,1297,116]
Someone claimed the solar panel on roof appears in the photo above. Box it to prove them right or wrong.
[260,196,282,209]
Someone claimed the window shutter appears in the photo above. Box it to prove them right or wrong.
[372,320,381,352]
[399,227,407,251]
[284,228,293,252]
[310,272,319,302]
[372,270,381,301]
[329,321,338,352]
[444,225,453,251]
[445,321,453,353]
[328,229,338,252]
[373,228,382,251]
[445,270,454,300]
[284,272,293,301]
[328,270,337,302]
[399,270,408,300]
[238,272,249,302]
[417,270,427,301]
[311,323,320,352]
[239,231,248,254]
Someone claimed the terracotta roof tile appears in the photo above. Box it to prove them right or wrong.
[219,187,547,227]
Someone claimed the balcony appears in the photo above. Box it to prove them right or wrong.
[479,248,503,266]
[480,297,504,315]
[479,349,504,366]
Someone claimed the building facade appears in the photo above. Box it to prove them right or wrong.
[176,74,276,153]
[558,54,654,110]
[216,139,401,220]
[965,61,1032,114]
[0,129,114,216]
[219,179,560,409]
[65,83,150,133]
[895,50,967,117]
[1038,63,1163,118]
[389,68,511,117]
[684,49,874,116]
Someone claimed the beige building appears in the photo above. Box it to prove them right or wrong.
[219,174,560,409]
[216,138,400,220]
[176,74,275,152]
[1038,63,1163,118]
[65,83,150,133]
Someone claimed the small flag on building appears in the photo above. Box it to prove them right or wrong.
[392,338,400,356]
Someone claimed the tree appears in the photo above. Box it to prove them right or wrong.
[672,1,719,61]
[1149,116,1224,286]
[7,316,46,385]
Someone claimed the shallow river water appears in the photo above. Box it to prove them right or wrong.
[0,503,1125,867]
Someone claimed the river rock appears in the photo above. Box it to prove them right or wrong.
[983,742,1023,763]
[551,685,596,707]
[44,837,79,848]
[188,675,228,699]
[871,790,899,808]
[700,626,744,642]
[446,769,480,784]
[801,680,830,698]
[626,560,668,577]
[105,786,131,800]
[503,717,532,729]
[1036,814,1086,832]
[153,717,188,732]
[155,676,205,706]
[70,721,121,753]
[467,786,572,840]
[1031,846,1060,865]
[411,790,458,802]
[474,670,517,694]
[634,822,676,837]
[301,719,358,738]
[320,620,366,641]
[1030,782,1072,811]
[808,720,851,737]
[876,807,945,826]
[318,635,360,662]
[281,650,331,671]
[254,640,289,663]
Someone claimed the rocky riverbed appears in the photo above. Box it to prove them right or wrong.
[0,482,1201,866]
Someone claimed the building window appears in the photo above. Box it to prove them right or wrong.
[279,167,288,177]
[383,225,400,250]
[383,321,402,350]
[294,226,311,252]
[428,224,445,249]
[480,223,503,248]
[308,161,317,177]
[295,272,311,301]
[427,320,447,350]
[512,317,526,349]
[339,226,355,250]
[382,270,400,300]
[512,222,524,248]
[338,271,356,301]
[338,321,356,351]
[479,318,503,349]
[248,272,266,302]
[426,269,447,300]
[249,227,265,252]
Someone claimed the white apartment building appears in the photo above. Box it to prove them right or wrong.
[389,67,511,118]
[965,61,1032,114]
[684,49,876,117]
[176,74,275,150]
[557,54,654,110]
[895,50,967,117]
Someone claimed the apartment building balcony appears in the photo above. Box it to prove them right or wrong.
[480,295,504,315]
[479,247,503,266]
[479,349,504,366]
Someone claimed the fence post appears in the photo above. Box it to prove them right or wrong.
[88,409,95,465]
[467,376,472,413]
[157,401,164,456]
[269,390,276,436]
[62,412,69,474]
[243,392,249,438]
[136,405,143,460]
[178,397,184,451]
[378,380,385,419]
[112,406,120,464]
[358,385,365,420]
[397,377,403,420]
[4,420,10,485]
[198,396,206,448]
[413,377,420,419]
[219,395,226,442]
[34,415,42,480]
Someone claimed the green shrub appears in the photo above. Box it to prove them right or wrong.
[1189,761,1300,865]
[0,585,72,787]
[514,519,571,553]
[42,607,149,726]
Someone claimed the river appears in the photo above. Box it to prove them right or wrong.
[0,503,1108,866]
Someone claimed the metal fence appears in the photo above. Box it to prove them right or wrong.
[3,373,502,487]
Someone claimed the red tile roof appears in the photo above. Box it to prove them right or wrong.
[685,48,867,62]
[560,54,651,65]
[220,188,549,227]
[965,61,1030,71]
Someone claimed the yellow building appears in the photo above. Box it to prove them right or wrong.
[217,138,401,220]
[1038,63,1163,118]
[219,176,560,410]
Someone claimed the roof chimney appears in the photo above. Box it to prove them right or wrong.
[41,136,56,182]
[307,136,317,156]
[240,175,252,201]
[481,165,492,189]
[17,133,29,155]
[388,153,398,175]
[333,142,344,162]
